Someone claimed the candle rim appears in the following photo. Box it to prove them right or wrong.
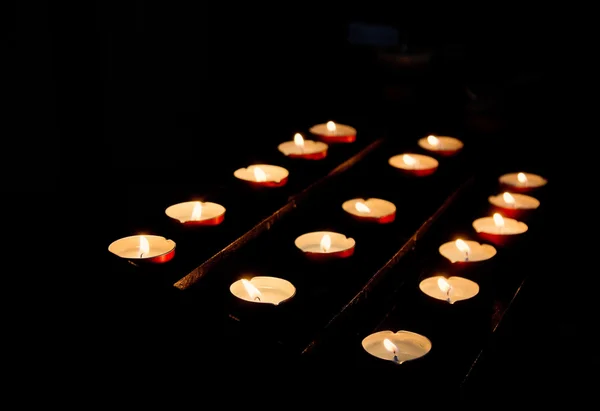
[229,276,296,305]
[472,216,528,235]
[294,230,355,252]
[488,192,540,209]
[438,239,497,262]
[418,275,479,302]
[108,234,176,259]
[361,330,432,361]
[277,139,328,155]
[418,135,464,150]
[233,164,289,182]
[342,198,396,217]
[388,153,439,169]
[165,200,226,222]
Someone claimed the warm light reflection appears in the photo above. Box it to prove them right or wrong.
[294,133,305,148]
[254,167,267,182]
[503,192,516,206]
[191,202,202,220]
[517,172,528,184]
[383,338,398,354]
[139,235,150,257]
[427,135,439,147]
[403,154,417,166]
[326,121,336,132]
[493,213,505,228]
[241,279,262,301]
[355,202,371,213]
[320,234,332,252]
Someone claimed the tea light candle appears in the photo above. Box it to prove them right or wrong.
[361,330,432,364]
[419,275,479,304]
[309,121,356,143]
[499,172,547,192]
[388,153,439,176]
[294,231,355,260]
[278,133,328,160]
[233,164,289,187]
[417,134,464,156]
[165,201,226,226]
[342,198,396,224]
[488,192,540,219]
[472,213,528,246]
[229,276,296,305]
[108,234,176,264]
[439,239,496,263]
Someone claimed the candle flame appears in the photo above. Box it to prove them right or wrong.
[294,133,305,148]
[517,172,528,184]
[355,202,371,213]
[241,279,262,301]
[427,135,439,147]
[402,154,417,166]
[383,338,398,354]
[191,201,202,220]
[493,213,505,228]
[455,239,470,254]
[503,192,516,206]
[320,234,332,252]
[139,235,150,257]
[253,167,267,182]
[437,277,452,294]
[326,121,336,132]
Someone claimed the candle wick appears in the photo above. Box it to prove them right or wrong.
[139,252,144,258]
[465,251,469,262]
[446,288,452,304]
[254,296,261,302]
[392,353,399,363]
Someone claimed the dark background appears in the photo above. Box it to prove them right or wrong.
[8,1,594,396]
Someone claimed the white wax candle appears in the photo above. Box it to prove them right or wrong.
[472,215,528,235]
[361,330,432,363]
[108,235,176,259]
[438,240,496,263]
[278,140,328,156]
[499,172,547,188]
[309,121,356,137]
[417,135,464,152]
[419,276,479,304]
[164,201,226,223]
[488,192,540,210]
[294,231,355,254]
[388,153,439,170]
[341,198,396,219]
[229,276,296,305]
[233,164,289,183]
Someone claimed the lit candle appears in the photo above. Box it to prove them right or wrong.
[165,201,226,226]
[488,192,540,219]
[419,275,479,304]
[309,120,357,143]
[233,164,289,187]
[341,198,396,223]
[361,330,432,364]
[438,239,496,263]
[499,171,547,192]
[294,231,355,260]
[388,153,439,176]
[278,133,328,160]
[472,213,528,246]
[417,134,464,156]
[108,234,176,264]
[229,276,296,305]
